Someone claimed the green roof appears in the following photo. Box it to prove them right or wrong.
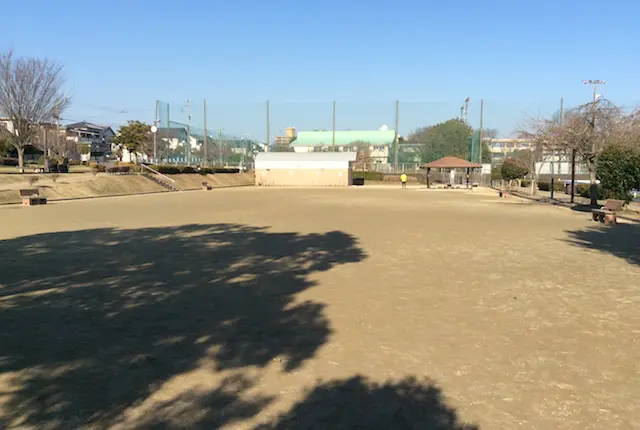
[290,130,396,147]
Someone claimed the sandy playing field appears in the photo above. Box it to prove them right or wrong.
[0,187,638,429]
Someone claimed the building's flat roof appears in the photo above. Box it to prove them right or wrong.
[290,130,396,147]
[255,152,357,162]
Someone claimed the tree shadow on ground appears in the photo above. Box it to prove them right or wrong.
[563,223,640,265]
[136,375,478,429]
[257,376,478,430]
[0,224,366,428]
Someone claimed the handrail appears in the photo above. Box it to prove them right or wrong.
[140,163,176,183]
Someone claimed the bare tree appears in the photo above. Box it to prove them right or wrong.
[518,114,566,195]
[32,125,78,162]
[350,141,373,170]
[0,50,69,172]
[521,99,637,205]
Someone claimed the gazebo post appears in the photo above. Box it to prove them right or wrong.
[466,167,470,189]
[426,168,431,188]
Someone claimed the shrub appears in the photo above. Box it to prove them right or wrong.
[57,164,69,173]
[491,166,502,181]
[501,158,528,181]
[538,181,564,192]
[182,166,197,174]
[106,165,131,174]
[576,183,632,202]
[520,180,531,188]
[0,157,18,166]
[352,171,384,181]
[27,175,39,186]
[89,163,105,173]
[597,145,640,200]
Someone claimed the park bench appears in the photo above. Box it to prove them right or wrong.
[19,189,47,206]
[201,181,212,191]
[592,199,625,225]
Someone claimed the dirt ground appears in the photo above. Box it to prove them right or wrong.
[0,172,253,204]
[0,187,638,429]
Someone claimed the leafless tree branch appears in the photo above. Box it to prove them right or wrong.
[0,49,70,171]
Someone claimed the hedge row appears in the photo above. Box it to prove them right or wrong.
[106,166,131,174]
[145,165,240,175]
[0,158,18,166]
[352,171,384,181]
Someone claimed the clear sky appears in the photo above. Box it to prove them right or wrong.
[2,0,639,139]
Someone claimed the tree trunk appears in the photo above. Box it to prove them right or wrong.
[17,147,24,174]
[587,158,598,207]
[530,179,536,196]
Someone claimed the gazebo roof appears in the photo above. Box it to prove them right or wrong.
[421,156,482,169]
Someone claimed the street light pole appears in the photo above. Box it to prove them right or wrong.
[583,79,606,104]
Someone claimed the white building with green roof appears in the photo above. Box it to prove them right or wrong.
[289,130,396,165]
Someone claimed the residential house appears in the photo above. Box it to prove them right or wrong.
[65,121,115,162]
[0,117,60,161]
[289,130,396,165]
[155,127,200,155]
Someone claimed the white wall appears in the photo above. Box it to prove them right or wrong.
[255,160,351,170]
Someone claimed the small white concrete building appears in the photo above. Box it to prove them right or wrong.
[255,152,357,187]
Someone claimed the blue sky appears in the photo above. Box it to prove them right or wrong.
[2,0,639,139]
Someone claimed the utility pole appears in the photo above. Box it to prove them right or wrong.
[218,128,224,165]
[185,100,191,165]
[478,99,484,164]
[332,101,336,151]
[203,100,207,166]
[551,97,563,200]
[266,100,270,153]
[394,100,399,171]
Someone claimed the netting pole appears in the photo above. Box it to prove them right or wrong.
[266,100,270,152]
[186,100,191,166]
[153,100,158,163]
[203,100,208,166]
[478,99,484,164]
[166,103,170,162]
[394,100,399,171]
[332,101,336,151]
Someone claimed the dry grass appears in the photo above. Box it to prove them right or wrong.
[0,187,638,429]
[0,173,253,204]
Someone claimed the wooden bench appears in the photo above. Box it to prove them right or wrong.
[19,189,47,206]
[592,199,625,225]
[201,181,212,191]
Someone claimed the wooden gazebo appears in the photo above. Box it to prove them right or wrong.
[421,156,482,189]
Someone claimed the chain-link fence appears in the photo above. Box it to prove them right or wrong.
[147,97,639,175]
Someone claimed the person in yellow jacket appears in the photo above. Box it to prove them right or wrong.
[400,173,407,188]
